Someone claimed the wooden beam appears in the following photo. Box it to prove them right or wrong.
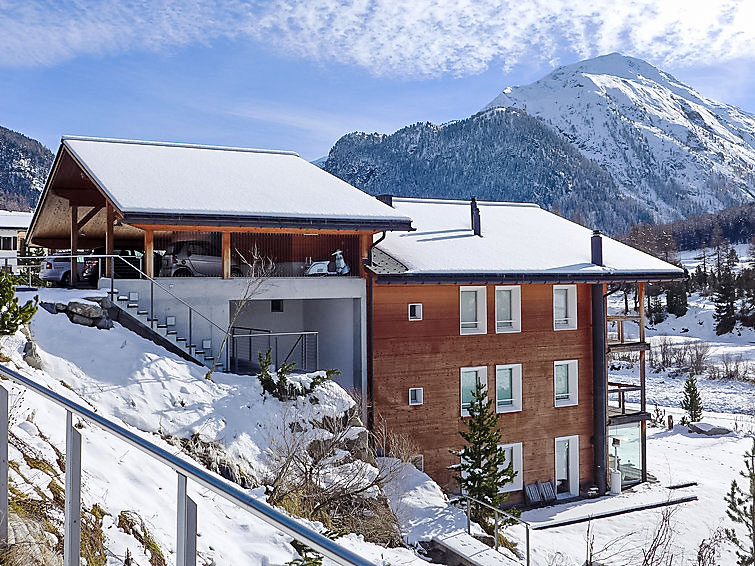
[70,205,78,286]
[144,229,154,279]
[222,232,231,279]
[130,224,376,236]
[105,202,115,277]
[76,206,102,232]
[359,233,371,278]
[53,187,106,207]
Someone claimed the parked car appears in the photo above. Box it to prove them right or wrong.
[160,240,242,277]
[39,253,87,286]
[81,248,146,283]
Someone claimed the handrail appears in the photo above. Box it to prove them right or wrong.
[0,362,371,566]
[232,325,272,335]
[232,331,319,339]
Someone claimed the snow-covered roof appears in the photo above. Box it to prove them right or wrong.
[60,136,412,230]
[0,210,33,230]
[373,198,684,282]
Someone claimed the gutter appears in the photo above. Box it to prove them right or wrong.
[371,271,685,285]
[365,232,386,430]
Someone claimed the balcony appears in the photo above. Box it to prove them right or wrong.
[607,381,649,424]
[606,314,649,353]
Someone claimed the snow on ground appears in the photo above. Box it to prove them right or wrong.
[0,287,426,566]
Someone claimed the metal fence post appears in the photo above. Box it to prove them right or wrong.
[0,386,8,543]
[177,473,197,566]
[466,497,471,535]
[494,509,499,550]
[526,525,531,566]
[64,411,81,566]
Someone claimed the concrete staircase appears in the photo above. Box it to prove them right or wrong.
[106,288,225,371]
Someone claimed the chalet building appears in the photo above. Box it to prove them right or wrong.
[27,137,684,502]
[366,197,683,500]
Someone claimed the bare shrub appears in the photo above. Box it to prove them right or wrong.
[650,338,711,376]
[688,341,711,375]
[639,506,678,566]
[695,527,725,566]
[709,353,752,381]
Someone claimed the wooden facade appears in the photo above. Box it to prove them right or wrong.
[370,282,595,497]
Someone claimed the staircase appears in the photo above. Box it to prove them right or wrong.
[104,286,226,371]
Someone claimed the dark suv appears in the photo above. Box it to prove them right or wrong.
[81,248,146,283]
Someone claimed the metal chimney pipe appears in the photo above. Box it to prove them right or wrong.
[471,198,481,237]
[591,230,603,266]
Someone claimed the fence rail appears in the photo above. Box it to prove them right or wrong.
[0,363,371,566]
[230,331,319,374]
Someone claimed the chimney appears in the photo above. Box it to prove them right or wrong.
[376,194,393,207]
[471,197,482,237]
[591,230,603,266]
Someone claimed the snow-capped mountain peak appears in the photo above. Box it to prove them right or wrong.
[485,53,755,222]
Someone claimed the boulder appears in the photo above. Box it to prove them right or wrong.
[54,302,67,313]
[66,301,105,319]
[96,317,113,330]
[689,422,731,436]
[23,339,44,370]
[67,313,96,327]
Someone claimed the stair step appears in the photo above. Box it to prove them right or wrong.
[117,296,128,302]
[194,350,205,356]
[127,303,138,309]
[176,337,187,343]
[167,330,177,336]
[137,310,148,316]
[156,324,167,329]
[204,356,215,362]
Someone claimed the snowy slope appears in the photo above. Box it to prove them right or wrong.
[0,287,426,566]
[485,53,755,222]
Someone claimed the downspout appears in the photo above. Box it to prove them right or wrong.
[591,230,608,495]
[365,231,386,431]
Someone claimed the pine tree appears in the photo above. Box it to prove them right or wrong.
[724,438,755,566]
[453,379,515,527]
[715,266,737,335]
[680,374,703,423]
[0,272,38,335]
[666,281,688,317]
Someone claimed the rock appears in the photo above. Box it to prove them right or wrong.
[96,317,113,330]
[67,313,96,327]
[66,301,104,319]
[689,422,731,436]
[39,302,57,314]
[23,339,43,370]
[54,302,67,313]
[342,427,370,461]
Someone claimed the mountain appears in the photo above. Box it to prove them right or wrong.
[0,125,53,210]
[324,108,651,233]
[485,53,755,222]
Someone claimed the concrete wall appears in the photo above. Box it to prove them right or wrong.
[102,276,366,392]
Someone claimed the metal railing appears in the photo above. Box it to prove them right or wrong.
[449,493,531,565]
[230,331,319,374]
[0,363,371,566]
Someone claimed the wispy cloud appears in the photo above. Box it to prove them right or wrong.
[1,1,753,77]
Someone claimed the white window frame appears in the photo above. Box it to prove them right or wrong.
[553,284,578,330]
[408,303,423,321]
[495,363,522,413]
[460,286,487,335]
[554,435,580,498]
[408,387,424,406]
[460,366,487,417]
[554,360,579,407]
[498,442,523,493]
[495,285,521,333]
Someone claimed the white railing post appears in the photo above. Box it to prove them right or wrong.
[176,473,197,566]
[64,411,81,566]
[0,385,8,543]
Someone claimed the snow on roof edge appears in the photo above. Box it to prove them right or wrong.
[391,196,541,208]
[62,136,299,157]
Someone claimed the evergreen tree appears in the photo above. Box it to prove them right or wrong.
[715,266,738,335]
[680,374,703,423]
[453,379,515,527]
[0,272,38,335]
[724,438,755,566]
[666,281,688,317]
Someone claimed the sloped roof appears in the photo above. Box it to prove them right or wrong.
[0,210,33,230]
[373,198,684,283]
[59,136,412,230]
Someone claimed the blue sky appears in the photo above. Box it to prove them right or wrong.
[2,1,754,160]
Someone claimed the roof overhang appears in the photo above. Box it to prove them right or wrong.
[370,270,686,285]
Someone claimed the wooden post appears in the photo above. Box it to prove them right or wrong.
[144,229,154,279]
[105,202,114,277]
[638,282,648,482]
[359,233,371,278]
[70,205,78,287]
[222,232,231,279]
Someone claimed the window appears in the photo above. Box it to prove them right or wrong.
[411,454,424,472]
[498,442,523,492]
[409,387,424,406]
[408,303,423,321]
[554,360,579,407]
[271,299,283,313]
[460,366,487,416]
[495,286,521,333]
[553,285,577,330]
[555,435,580,498]
[0,237,13,251]
[495,364,522,413]
[460,286,487,335]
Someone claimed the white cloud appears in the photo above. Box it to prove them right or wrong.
[1,0,753,77]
